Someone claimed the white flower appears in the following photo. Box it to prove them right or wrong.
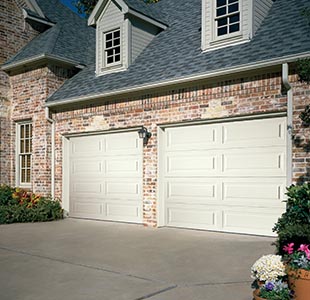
[251,254,286,281]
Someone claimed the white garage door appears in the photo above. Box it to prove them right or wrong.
[69,131,142,223]
[162,117,287,235]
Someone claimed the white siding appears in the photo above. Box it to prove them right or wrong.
[253,0,273,34]
[130,16,159,63]
[97,0,125,74]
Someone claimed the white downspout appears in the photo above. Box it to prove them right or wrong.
[282,63,293,185]
[45,107,55,198]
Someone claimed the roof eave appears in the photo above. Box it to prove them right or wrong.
[22,9,55,27]
[1,54,85,73]
[45,52,310,108]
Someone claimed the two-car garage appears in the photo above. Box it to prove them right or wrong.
[67,116,287,236]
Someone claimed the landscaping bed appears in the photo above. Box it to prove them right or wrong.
[0,185,63,224]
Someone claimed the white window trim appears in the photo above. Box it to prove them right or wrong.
[212,0,242,42]
[102,27,123,70]
[15,121,32,189]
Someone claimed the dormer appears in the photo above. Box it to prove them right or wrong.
[88,0,167,76]
[202,0,274,51]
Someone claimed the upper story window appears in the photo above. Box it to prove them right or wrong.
[215,0,240,37]
[17,122,32,186]
[104,28,121,66]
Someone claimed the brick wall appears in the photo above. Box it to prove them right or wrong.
[292,77,310,184]
[9,65,75,192]
[52,70,298,226]
[0,0,40,184]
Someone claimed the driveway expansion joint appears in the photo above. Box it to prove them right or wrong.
[134,285,178,300]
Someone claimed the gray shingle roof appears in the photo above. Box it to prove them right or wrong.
[123,0,169,25]
[47,0,310,104]
[3,0,95,67]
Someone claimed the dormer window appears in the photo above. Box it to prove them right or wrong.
[215,0,240,37]
[104,28,121,66]
[202,0,274,52]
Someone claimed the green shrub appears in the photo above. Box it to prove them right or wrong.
[0,185,64,224]
[0,185,16,206]
[273,183,310,254]
[273,183,310,234]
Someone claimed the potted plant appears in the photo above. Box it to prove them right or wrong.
[282,242,310,300]
[251,254,292,299]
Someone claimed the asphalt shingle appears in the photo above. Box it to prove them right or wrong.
[47,0,310,103]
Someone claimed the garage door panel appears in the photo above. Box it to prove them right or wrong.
[222,179,286,208]
[106,203,141,221]
[222,208,283,235]
[165,125,221,151]
[71,137,104,156]
[222,118,286,148]
[71,182,103,196]
[105,179,141,200]
[105,132,141,155]
[223,148,286,176]
[71,201,103,217]
[167,206,220,229]
[106,157,141,177]
[165,180,219,204]
[165,152,219,176]
[71,159,103,176]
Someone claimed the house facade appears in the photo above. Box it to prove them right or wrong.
[1,0,310,235]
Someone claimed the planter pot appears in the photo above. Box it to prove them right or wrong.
[252,289,266,300]
[287,268,310,300]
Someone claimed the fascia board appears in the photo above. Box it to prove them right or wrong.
[88,0,128,26]
[45,52,310,108]
[22,9,55,27]
[1,54,84,72]
[25,0,45,18]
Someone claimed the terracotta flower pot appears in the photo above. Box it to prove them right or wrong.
[252,289,266,300]
[287,268,310,300]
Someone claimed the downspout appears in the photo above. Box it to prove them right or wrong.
[45,107,55,198]
[282,63,293,185]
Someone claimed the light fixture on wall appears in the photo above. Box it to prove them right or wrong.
[138,126,151,146]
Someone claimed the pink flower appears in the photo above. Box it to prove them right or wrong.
[298,244,309,252]
[283,243,294,254]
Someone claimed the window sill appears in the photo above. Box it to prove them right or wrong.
[202,34,250,52]
[96,65,127,76]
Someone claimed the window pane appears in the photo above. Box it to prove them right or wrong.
[26,169,31,183]
[114,30,120,38]
[106,41,112,48]
[228,3,238,13]
[106,33,113,41]
[115,54,121,62]
[229,14,239,24]
[115,47,120,54]
[21,125,25,138]
[21,155,26,168]
[114,38,120,46]
[218,17,228,27]
[20,140,24,153]
[229,23,240,33]
[27,155,31,168]
[107,56,114,64]
[216,0,226,7]
[218,26,228,36]
[21,169,25,183]
[228,0,238,3]
[25,124,30,138]
[217,6,226,17]
[107,49,114,56]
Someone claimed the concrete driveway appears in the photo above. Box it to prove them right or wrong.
[0,219,275,300]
